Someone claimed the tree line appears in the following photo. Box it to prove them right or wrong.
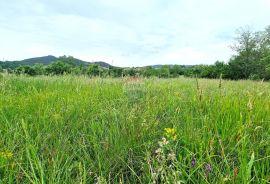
[1,25,270,80]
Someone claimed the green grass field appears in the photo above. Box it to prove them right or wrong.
[0,74,270,183]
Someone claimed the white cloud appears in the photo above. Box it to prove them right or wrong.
[0,0,269,66]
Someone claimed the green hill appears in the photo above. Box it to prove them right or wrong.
[0,55,112,69]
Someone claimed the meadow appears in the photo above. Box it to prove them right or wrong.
[0,74,270,183]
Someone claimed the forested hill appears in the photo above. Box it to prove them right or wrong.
[0,55,112,69]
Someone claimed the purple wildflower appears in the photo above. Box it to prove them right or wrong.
[205,164,212,173]
[191,158,196,166]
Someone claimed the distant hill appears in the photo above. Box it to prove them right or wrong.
[0,55,194,70]
[0,55,113,69]
[21,55,58,65]
[146,64,194,68]
[92,61,112,68]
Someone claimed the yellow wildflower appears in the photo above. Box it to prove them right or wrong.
[174,92,181,97]
[164,128,176,134]
[0,150,13,159]
[164,128,177,141]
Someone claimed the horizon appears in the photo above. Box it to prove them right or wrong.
[0,55,196,68]
[1,0,270,67]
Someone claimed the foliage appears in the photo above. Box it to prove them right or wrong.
[109,67,123,77]
[87,64,100,77]
[45,61,72,75]
[228,26,270,80]
[15,66,37,76]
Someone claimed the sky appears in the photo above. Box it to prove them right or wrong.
[0,0,270,67]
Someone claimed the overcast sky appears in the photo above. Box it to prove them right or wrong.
[1,0,270,67]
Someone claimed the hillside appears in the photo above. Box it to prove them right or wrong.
[0,56,190,70]
[147,64,194,68]
[0,55,113,69]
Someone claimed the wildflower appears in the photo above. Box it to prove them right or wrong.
[164,128,176,135]
[223,176,229,182]
[191,158,196,166]
[155,148,162,154]
[164,128,177,141]
[168,153,176,161]
[0,150,13,160]
[174,92,181,97]
[162,137,169,144]
[205,163,212,173]
[158,137,169,147]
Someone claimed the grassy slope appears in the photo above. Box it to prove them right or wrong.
[0,75,269,183]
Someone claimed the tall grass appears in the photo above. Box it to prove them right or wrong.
[0,75,269,183]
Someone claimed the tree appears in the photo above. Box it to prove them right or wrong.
[33,64,45,75]
[45,61,72,75]
[109,67,123,77]
[141,66,156,77]
[227,26,270,79]
[169,65,184,77]
[58,55,77,66]
[157,65,170,78]
[71,66,83,75]
[259,55,270,80]
[230,27,258,79]
[255,25,270,56]
[87,64,100,77]
[213,61,227,76]
[123,68,137,77]
[15,66,37,76]
[265,64,270,80]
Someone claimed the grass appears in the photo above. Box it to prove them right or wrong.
[0,74,270,183]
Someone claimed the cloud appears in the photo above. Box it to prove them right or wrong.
[0,0,269,66]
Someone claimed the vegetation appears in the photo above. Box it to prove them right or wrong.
[0,56,112,70]
[1,26,270,80]
[0,25,270,183]
[0,75,270,183]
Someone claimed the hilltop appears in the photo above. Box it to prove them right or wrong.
[0,55,112,69]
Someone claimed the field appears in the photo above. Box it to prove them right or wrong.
[0,74,270,183]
